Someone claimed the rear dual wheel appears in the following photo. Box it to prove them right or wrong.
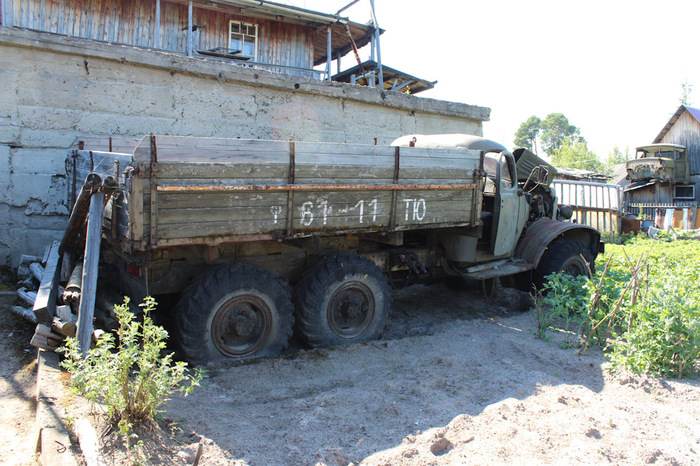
[175,263,294,362]
[175,254,391,361]
[294,254,391,347]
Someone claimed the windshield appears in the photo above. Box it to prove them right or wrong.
[484,152,513,194]
[637,149,682,160]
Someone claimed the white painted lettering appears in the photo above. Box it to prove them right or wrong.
[300,202,314,226]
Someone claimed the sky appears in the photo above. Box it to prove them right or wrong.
[278,0,700,159]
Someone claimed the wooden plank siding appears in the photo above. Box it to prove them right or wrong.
[6,0,314,70]
[659,110,700,176]
[99,135,485,250]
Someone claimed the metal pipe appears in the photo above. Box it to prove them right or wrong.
[337,0,361,14]
[369,0,383,87]
[326,25,332,80]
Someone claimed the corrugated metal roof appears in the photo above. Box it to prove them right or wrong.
[653,105,700,143]
[332,60,436,94]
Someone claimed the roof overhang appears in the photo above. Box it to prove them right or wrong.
[332,60,436,94]
[636,143,686,152]
[624,179,660,192]
[184,0,345,25]
[653,105,700,143]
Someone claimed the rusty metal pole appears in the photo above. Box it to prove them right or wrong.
[326,25,332,81]
[369,0,383,88]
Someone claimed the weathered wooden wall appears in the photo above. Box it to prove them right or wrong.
[73,136,482,250]
[3,0,313,69]
[0,26,489,266]
[659,110,700,175]
[658,109,700,203]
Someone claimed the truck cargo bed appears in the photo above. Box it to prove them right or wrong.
[67,135,485,253]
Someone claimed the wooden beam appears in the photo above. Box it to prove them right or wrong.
[187,1,193,57]
[76,191,105,356]
[1,0,10,27]
[155,0,161,49]
[32,241,60,325]
[59,173,102,256]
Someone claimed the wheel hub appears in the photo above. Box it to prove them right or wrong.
[212,295,271,357]
[327,281,375,339]
[227,306,256,337]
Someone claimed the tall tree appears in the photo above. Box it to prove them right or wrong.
[513,116,541,154]
[602,146,629,176]
[540,113,582,157]
[551,140,601,172]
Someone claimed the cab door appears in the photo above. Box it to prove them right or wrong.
[491,151,527,256]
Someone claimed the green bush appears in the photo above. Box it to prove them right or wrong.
[61,296,201,427]
[532,273,590,345]
[536,236,700,378]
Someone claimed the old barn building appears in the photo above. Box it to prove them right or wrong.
[0,0,489,265]
[625,105,700,228]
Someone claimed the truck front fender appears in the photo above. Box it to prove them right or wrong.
[515,219,602,268]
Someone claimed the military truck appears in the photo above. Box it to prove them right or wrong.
[56,133,601,361]
[626,143,689,184]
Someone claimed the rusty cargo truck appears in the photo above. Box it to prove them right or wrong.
[54,133,601,361]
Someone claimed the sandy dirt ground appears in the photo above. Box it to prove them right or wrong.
[1,283,700,465]
[0,293,40,466]
[158,284,700,465]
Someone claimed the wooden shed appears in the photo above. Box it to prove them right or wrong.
[0,0,432,91]
[653,105,700,201]
[0,0,374,78]
[625,105,700,228]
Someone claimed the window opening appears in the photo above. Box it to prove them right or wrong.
[230,21,258,59]
[674,185,695,200]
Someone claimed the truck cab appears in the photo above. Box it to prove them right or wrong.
[626,143,689,184]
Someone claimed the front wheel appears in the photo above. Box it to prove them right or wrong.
[294,254,391,347]
[534,239,593,288]
[175,263,294,362]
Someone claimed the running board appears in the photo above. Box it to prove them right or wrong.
[458,261,534,280]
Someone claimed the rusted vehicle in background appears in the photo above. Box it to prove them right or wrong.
[626,143,689,183]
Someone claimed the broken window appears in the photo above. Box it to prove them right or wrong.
[230,21,258,59]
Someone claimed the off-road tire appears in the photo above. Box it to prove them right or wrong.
[174,263,294,362]
[294,254,391,347]
[534,239,593,289]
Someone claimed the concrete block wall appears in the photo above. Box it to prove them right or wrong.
[0,26,490,266]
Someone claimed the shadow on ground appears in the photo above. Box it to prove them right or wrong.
[165,283,606,465]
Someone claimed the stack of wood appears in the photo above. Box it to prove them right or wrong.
[14,249,77,350]
[15,172,120,354]
[17,254,128,351]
